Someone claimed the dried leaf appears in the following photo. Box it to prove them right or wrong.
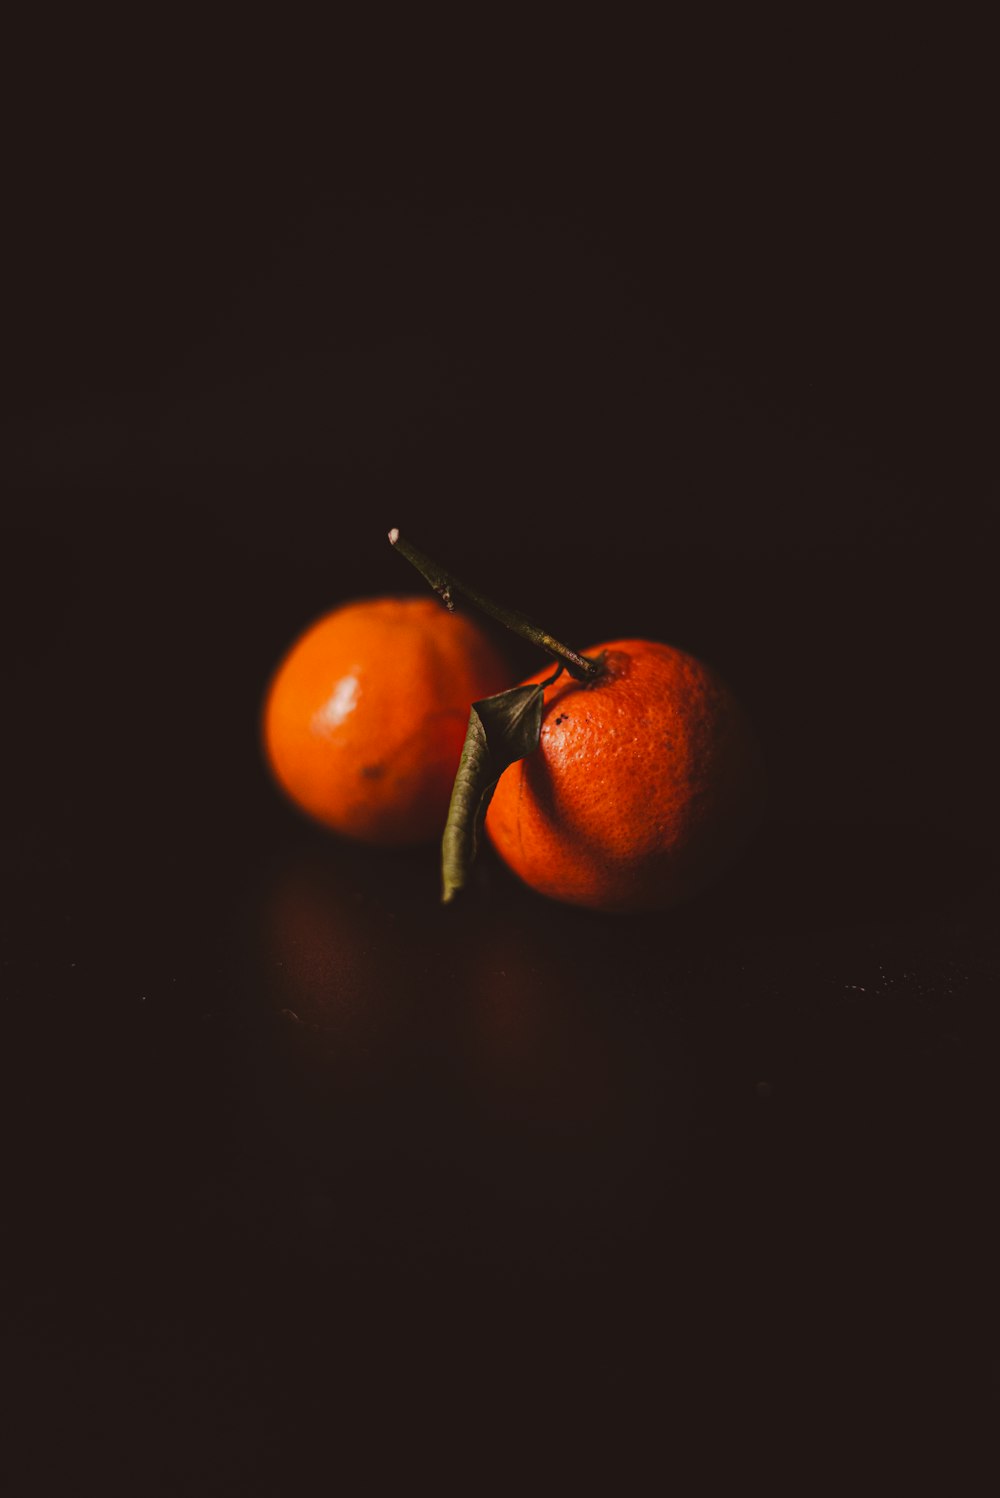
[441,682,545,903]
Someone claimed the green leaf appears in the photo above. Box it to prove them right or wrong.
[441,682,546,903]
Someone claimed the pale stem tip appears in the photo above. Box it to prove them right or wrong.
[387,528,400,545]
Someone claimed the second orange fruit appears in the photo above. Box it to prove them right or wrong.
[263,596,510,845]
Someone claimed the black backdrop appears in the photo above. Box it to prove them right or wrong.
[3,34,996,1493]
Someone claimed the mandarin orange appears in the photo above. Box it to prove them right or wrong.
[263,596,510,845]
[484,639,763,911]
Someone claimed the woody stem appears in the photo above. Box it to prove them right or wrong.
[388,529,600,682]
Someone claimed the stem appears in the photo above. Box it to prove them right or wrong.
[388,529,600,682]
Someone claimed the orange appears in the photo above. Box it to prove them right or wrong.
[263,596,510,845]
[485,639,764,911]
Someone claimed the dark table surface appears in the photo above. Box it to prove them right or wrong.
[3,52,997,1493]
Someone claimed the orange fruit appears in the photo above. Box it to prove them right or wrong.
[263,596,510,845]
[485,639,764,911]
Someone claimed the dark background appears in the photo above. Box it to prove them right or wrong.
[3,32,997,1492]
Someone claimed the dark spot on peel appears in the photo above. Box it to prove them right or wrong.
[360,763,385,779]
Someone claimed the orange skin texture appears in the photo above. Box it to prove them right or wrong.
[263,597,510,846]
[485,640,764,912]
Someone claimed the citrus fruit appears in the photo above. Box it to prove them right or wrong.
[263,596,510,845]
[484,639,763,911]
